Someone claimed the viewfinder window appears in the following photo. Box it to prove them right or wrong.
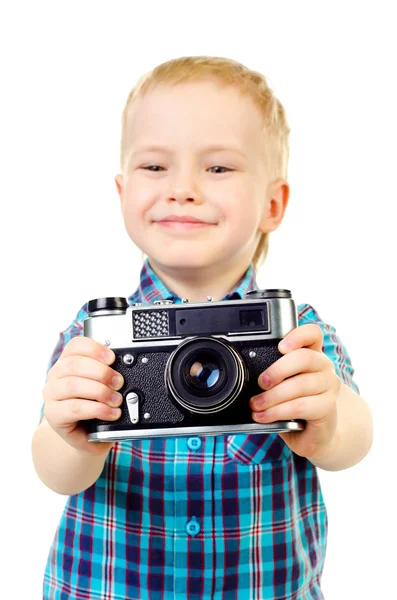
[239,309,264,328]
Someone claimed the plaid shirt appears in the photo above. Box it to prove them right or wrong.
[41,259,359,600]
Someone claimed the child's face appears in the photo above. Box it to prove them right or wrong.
[115,80,286,272]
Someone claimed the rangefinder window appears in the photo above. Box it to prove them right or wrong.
[174,305,269,336]
[239,309,265,328]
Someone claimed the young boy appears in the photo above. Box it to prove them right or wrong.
[32,56,373,600]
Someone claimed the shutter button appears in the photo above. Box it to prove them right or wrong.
[186,516,200,537]
[187,437,202,451]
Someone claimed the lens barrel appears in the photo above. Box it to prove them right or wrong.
[165,337,246,414]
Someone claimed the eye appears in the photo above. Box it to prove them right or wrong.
[142,165,165,172]
[208,166,232,174]
[141,165,233,174]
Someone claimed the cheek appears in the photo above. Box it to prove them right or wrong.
[123,184,152,219]
[222,193,261,230]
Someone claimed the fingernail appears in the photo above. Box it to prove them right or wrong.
[279,339,291,351]
[112,375,124,389]
[252,396,265,411]
[261,374,271,389]
[110,393,123,407]
[103,349,114,363]
[110,408,122,419]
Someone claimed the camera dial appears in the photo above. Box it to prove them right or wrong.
[246,289,291,299]
[87,297,128,314]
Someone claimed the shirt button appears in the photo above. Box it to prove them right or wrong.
[187,437,202,451]
[186,516,201,537]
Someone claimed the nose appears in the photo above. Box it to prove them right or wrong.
[167,169,203,205]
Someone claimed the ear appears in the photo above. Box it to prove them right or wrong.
[115,174,124,210]
[259,179,290,234]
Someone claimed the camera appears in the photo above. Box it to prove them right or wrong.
[81,290,304,442]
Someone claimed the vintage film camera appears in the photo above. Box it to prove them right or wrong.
[82,290,304,441]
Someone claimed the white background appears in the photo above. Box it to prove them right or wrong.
[1,1,395,598]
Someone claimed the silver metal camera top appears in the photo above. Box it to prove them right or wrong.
[153,300,174,305]
[84,294,298,349]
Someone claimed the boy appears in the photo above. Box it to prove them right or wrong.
[32,56,373,600]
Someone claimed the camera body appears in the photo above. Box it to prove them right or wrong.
[82,290,304,442]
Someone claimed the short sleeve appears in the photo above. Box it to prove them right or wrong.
[38,303,89,424]
[297,304,360,395]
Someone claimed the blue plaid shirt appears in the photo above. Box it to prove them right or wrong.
[41,259,359,600]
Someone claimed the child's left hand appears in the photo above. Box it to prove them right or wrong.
[249,324,341,460]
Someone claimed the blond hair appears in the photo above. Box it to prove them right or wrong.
[119,56,290,270]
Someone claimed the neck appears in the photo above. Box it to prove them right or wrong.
[147,258,253,303]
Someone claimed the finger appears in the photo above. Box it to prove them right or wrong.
[44,376,123,408]
[279,324,323,354]
[45,397,122,427]
[251,370,332,412]
[48,337,115,377]
[252,392,335,423]
[257,348,328,391]
[51,355,124,391]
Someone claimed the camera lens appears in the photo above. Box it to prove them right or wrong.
[188,359,219,389]
[184,353,222,392]
[165,337,246,414]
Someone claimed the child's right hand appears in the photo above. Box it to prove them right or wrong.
[42,337,124,456]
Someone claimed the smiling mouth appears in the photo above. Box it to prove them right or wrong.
[158,215,214,223]
[153,215,217,229]
[155,220,215,230]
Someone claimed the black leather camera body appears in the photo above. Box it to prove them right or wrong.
[82,290,304,442]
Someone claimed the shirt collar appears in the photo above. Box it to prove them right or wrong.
[128,258,257,306]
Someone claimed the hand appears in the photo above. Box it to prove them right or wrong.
[42,337,124,456]
[249,324,341,460]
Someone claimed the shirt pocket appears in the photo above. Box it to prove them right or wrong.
[226,432,291,467]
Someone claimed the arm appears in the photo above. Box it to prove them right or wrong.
[32,306,118,495]
[31,416,111,496]
[309,383,373,471]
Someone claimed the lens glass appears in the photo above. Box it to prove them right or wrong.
[186,356,221,390]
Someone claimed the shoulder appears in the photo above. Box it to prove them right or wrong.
[62,302,90,337]
[297,303,340,338]
[71,302,90,328]
[46,302,89,373]
[297,303,360,393]
[297,303,325,326]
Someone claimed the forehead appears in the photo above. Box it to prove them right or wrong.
[125,81,266,154]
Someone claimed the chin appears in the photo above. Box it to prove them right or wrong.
[151,251,211,270]
[151,247,243,274]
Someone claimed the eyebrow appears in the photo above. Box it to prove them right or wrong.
[129,144,247,159]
